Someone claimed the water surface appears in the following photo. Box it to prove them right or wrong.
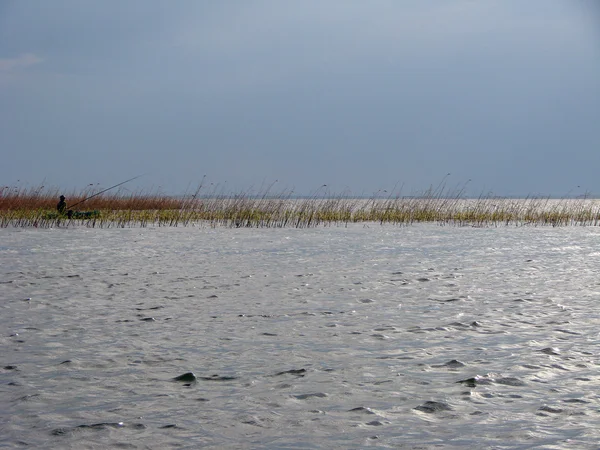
[2,224,600,448]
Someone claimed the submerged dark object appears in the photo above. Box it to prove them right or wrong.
[199,374,238,381]
[457,375,526,387]
[173,372,197,382]
[273,368,307,377]
[414,401,453,413]
[457,377,478,387]
[173,372,237,383]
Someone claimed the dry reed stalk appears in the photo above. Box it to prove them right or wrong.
[2,183,600,229]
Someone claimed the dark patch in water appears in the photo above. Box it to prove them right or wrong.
[239,313,275,318]
[370,333,388,339]
[538,405,563,414]
[448,322,470,328]
[241,417,270,427]
[377,355,414,360]
[4,365,17,370]
[457,375,525,387]
[407,326,427,333]
[435,359,466,368]
[416,278,431,282]
[414,401,453,413]
[456,377,477,387]
[374,326,396,331]
[77,422,128,430]
[15,394,40,402]
[261,332,277,336]
[293,392,328,400]
[173,372,197,382]
[199,374,238,381]
[59,360,72,365]
[160,424,178,428]
[495,377,526,386]
[273,368,306,377]
[51,428,69,436]
[140,317,155,322]
[366,420,384,426]
[555,329,580,335]
[348,407,376,414]
[51,422,145,436]
[563,399,589,404]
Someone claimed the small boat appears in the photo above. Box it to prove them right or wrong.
[67,210,101,219]
[44,210,101,220]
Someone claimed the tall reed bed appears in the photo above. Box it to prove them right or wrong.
[2,183,600,228]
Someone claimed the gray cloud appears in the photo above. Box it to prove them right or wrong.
[0,53,43,72]
[1,0,599,196]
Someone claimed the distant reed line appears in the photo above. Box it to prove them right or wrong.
[2,184,600,228]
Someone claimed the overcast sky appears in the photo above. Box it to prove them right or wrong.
[1,1,599,197]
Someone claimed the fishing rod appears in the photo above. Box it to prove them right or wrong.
[68,174,145,209]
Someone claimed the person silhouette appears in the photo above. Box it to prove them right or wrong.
[57,195,67,214]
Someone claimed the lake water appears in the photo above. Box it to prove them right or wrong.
[2,224,600,449]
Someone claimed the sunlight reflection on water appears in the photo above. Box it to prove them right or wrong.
[2,224,600,448]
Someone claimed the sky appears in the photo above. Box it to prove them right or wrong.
[1,1,599,197]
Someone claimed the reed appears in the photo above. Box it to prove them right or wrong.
[2,182,600,229]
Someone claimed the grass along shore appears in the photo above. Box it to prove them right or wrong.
[2,184,600,228]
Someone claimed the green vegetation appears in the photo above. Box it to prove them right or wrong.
[1,183,599,228]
